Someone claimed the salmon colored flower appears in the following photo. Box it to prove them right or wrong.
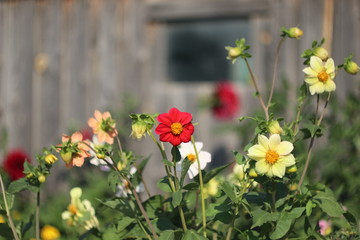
[303,56,336,95]
[87,110,118,144]
[57,132,90,168]
[155,108,194,146]
[3,149,31,181]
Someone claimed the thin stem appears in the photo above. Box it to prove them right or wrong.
[115,135,124,154]
[136,218,152,240]
[293,95,305,137]
[0,174,20,240]
[244,58,269,120]
[267,37,285,108]
[133,162,152,198]
[298,93,331,190]
[36,191,40,240]
[191,136,206,237]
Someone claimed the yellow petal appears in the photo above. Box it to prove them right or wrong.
[325,58,335,73]
[269,134,281,150]
[248,144,266,161]
[70,187,82,199]
[303,67,318,77]
[258,135,269,150]
[310,56,324,73]
[305,77,319,85]
[255,160,270,175]
[309,82,325,95]
[276,141,294,155]
[271,163,286,178]
[279,154,296,167]
[324,80,336,92]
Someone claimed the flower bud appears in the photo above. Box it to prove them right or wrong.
[268,120,284,135]
[60,151,73,164]
[38,175,46,183]
[287,165,298,173]
[344,61,360,75]
[249,168,258,178]
[45,154,58,165]
[26,173,34,179]
[96,152,105,159]
[288,27,303,39]
[227,47,242,58]
[313,47,329,61]
[289,183,298,191]
[130,122,147,141]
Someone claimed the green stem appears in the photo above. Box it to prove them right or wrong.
[191,136,207,237]
[244,58,269,121]
[36,191,40,240]
[136,218,152,240]
[0,174,20,240]
[148,131,188,232]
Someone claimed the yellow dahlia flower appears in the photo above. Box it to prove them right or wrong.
[303,56,336,95]
[247,134,295,178]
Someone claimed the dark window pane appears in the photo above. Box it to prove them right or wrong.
[167,19,250,82]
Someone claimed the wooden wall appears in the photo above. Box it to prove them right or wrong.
[0,0,360,167]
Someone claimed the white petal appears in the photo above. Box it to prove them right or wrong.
[255,160,270,175]
[276,141,294,155]
[269,134,281,150]
[188,164,199,179]
[70,187,82,199]
[198,151,212,167]
[309,82,325,95]
[194,142,204,152]
[279,154,296,167]
[258,135,269,150]
[310,56,324,73]
[178,142,193,158]
[303,67,318,77]
[324,80,336,92]
[62,211,71,220]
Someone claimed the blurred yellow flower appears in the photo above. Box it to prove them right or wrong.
[40,225,60,240]
[248,134,295,178]
[0,215,5,223]
[203,178,220,198]
[303,56,336,95]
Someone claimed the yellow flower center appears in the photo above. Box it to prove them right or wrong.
[317,71,329,82]
[68,204,78,215]
[171,122,183,135]
[187,154,196,163]
[265,150,279,165]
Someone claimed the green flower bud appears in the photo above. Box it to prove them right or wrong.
[60,151,73,164]
[96,152,106,159]
[38,175,46,183]
[344,61,360,75]
[26,173,34,179]
[45,154,58,165]
[249,168,258,178]
[313,47,329,61]
[268,120,284,135]
[287,165,297,173]
[130,121,147,141]
[225,46,242,63]
[288,27,303,39]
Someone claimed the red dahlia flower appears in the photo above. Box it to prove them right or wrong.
[155,108,194,146]
[212,82,240,120]
[3,148,31,181]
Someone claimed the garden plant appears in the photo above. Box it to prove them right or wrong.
[1,26,360,240]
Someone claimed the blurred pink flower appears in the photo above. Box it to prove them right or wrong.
[319,219,332,236]
[3,149,31,181]
[211,82,240,120]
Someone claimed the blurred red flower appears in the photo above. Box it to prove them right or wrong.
[155,108,195,146]
[211,82,240,120]
[3,149,31,181]
[80,127,93,141]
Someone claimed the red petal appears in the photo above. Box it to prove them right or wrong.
[179,112,192,124]
[157,113,172,125]
[155,123,171,134]
[168,108,182,122]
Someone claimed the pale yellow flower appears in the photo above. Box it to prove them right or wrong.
[203,178,220,198]
[303,56,336,95]
[40,225,61,240]
[247,134,295,178]
[268,120,284,135]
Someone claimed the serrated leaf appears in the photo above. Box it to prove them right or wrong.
[117,216,135,232]
[314,188,345,217]
[107,171,121,192]
[157,177,173,193]
[0,192,14,210]
[270,207,305,239]
[8,178,30,194]
[220,181,237,203]
[172,191,182,208]
[233,151,246,165]
[159,230,175,240]
[181,229,207,240]
[251,208,279,229]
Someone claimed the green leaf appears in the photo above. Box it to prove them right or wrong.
[0,192,14,210]
[220,181,237,203]
[202,161,233,184]
[180,158,192,188]
[0,223,13,240]
[157,177,173,192]
[270,207,305,239]
[181,230,207,240]
[159,230,175,240]
[162,159,174,167]
[171,146,181,163]
[136,157,150,173]
[314,188,345,217]
[233,151,246,165]
[107,171,121,192]
[116,216,135,232]
[306,200,313,217]
[172,191,182,208]
[182,182,199,191]
[251,208,279,229]
[8,178,30,194]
